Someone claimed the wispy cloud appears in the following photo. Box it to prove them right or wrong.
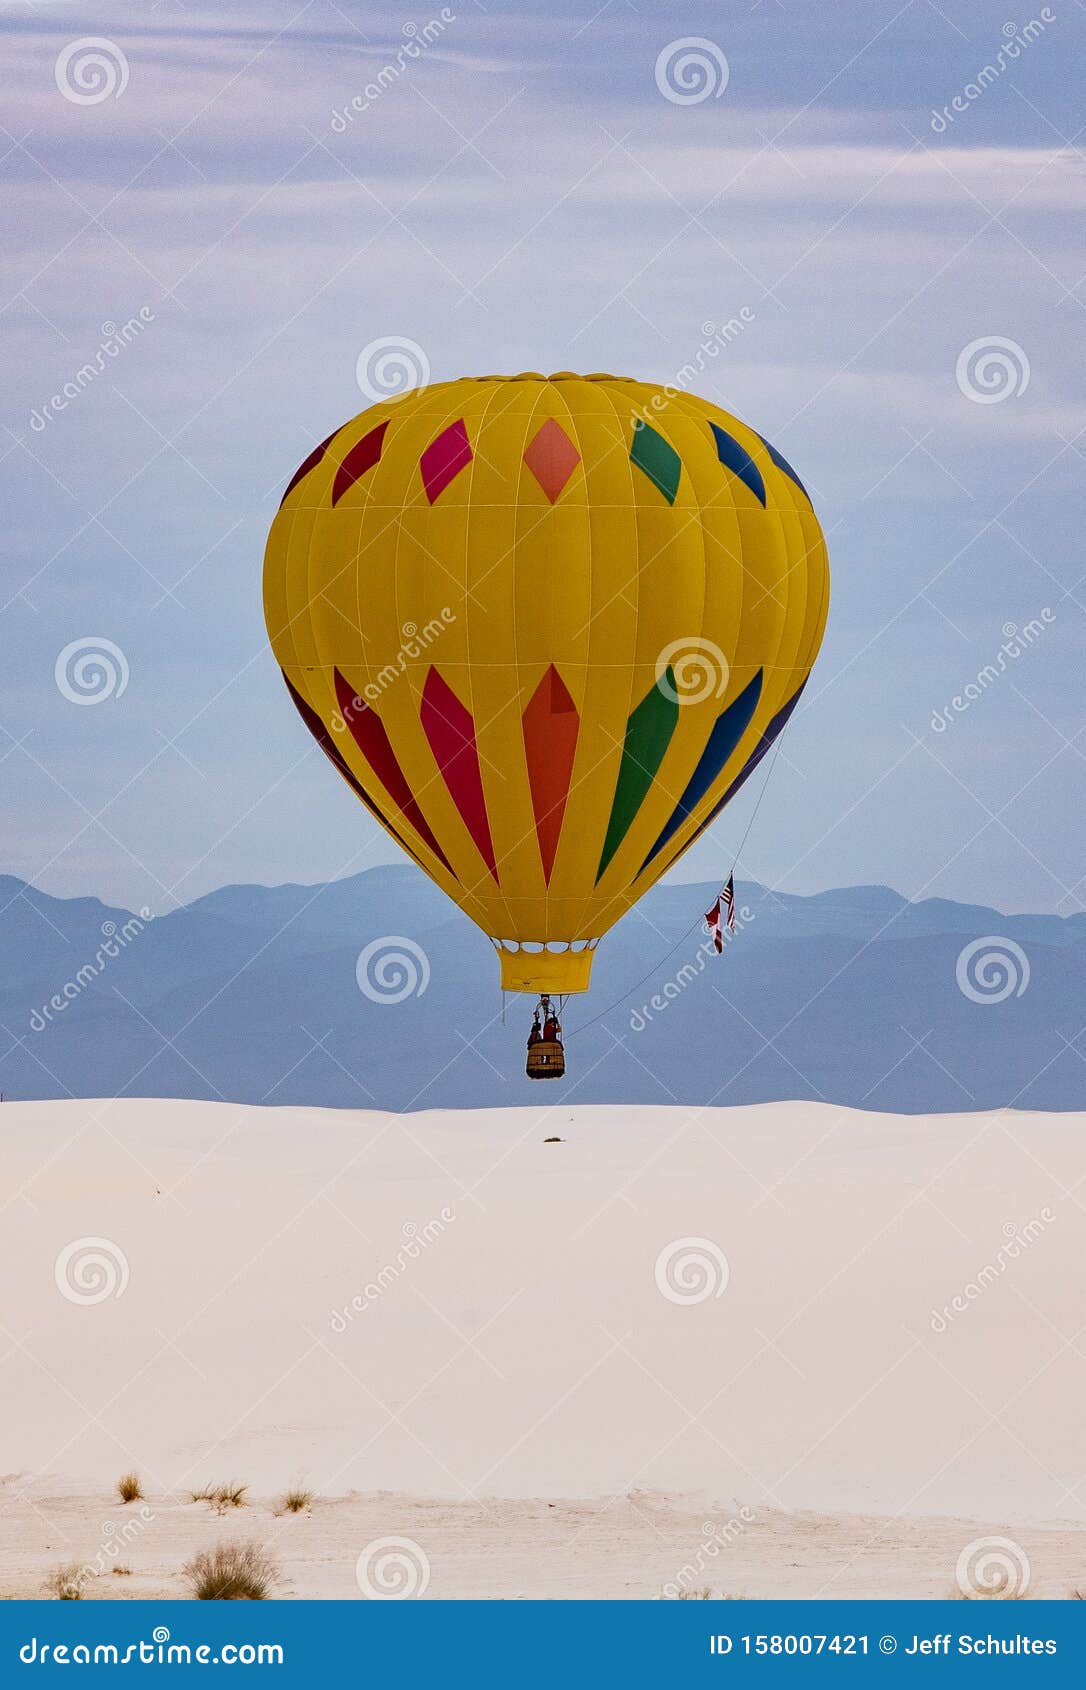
[1,0,1082,913]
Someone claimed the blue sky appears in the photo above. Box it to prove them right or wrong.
[2,0,1083,915]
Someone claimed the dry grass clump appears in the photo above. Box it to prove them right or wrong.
[44,1564,85,1600]
[117,1471,143,1503]
[666,1586,740,1600]
[189,1481,248,1512]
[277,1486,313,1515]
[183,1542,279,1601]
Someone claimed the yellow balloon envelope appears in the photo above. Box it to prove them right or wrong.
[263,372,829,995]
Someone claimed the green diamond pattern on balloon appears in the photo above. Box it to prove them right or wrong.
[629,420,681,504]
[595,668,680,882]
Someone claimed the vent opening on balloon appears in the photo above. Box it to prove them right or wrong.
[491,937,600,953]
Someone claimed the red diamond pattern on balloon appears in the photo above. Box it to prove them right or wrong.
[419,666,499,883]
[332,421,389,506]
[420,419,472,503]
[278,427,340,508]
[333,669,453,875]
[523,418,581,503]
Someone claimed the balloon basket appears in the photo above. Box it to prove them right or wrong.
[525,1040,566,1080]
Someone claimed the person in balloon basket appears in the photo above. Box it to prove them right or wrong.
[526,1002,562,1049]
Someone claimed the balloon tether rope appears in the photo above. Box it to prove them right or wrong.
[565,722,794,1043]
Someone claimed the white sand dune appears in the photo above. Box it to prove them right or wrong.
[2,1097,1083,1598]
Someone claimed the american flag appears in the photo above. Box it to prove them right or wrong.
[721,873,737,932]
[705,874,737,955]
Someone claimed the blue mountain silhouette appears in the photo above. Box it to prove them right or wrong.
[0,869,1081,1112]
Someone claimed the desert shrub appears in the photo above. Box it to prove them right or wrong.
[183,1542,279,1601]
[278,1486,313,1515]
[189,1481,248,1512]
[666,1586,739,1600]
[44,1564,85,1600]
[117,1472,143,1504]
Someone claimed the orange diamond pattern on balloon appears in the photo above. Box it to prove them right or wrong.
[420,419,473,503]
[523,418,581,503]
[522,664,579,883]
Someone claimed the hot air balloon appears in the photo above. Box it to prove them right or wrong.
[263,372,829,1077]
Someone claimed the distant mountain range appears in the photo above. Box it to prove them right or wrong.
[1,868,1082,1113]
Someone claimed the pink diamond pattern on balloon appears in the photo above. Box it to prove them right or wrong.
[420,419,473,503]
